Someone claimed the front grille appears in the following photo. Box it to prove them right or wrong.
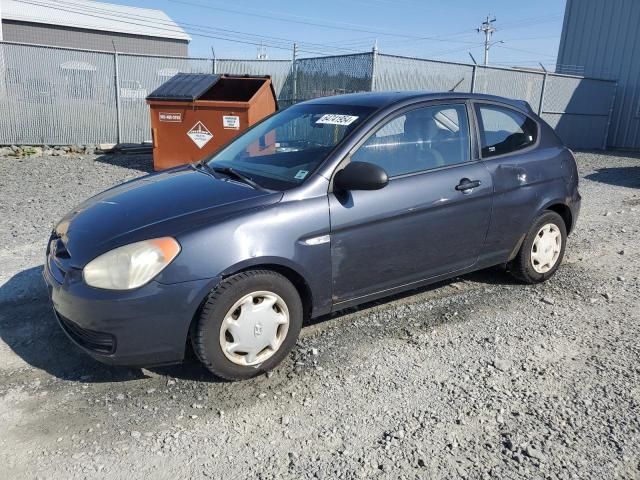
[57,312,116,355]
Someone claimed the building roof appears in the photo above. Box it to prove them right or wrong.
[0,0,190,41]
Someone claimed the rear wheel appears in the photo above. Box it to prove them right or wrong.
[509,210,567,284]
[192,270,303,381]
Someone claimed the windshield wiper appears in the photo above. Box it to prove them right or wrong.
[204,164,266,191]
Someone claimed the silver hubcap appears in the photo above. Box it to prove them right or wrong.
[219,291,290,366]
[531,223,562,273]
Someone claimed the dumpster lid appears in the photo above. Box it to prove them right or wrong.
[146,73,221,102]
[146,73,275,102]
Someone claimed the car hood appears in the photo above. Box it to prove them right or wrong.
[54,166,282,267]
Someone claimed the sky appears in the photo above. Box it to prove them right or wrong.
[110,0,567,68]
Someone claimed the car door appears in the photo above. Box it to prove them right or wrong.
[329,101,493,304]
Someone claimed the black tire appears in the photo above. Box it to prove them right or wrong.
[508,210,567,284]
[191,270,303,381]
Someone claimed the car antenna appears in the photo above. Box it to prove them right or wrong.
[449,78,465,92]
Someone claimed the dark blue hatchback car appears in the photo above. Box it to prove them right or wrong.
[45,92,580,380]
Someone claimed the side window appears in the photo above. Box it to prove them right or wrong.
[351,104,470,177]
[476,104,537,158]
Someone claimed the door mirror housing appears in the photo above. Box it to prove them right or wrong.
[334,161,389,191]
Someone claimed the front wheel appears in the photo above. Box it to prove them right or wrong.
[192,270,303,381]
[508,210,567,284]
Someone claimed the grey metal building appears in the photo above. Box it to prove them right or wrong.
[557,0,640,149]
[0,0,190,56]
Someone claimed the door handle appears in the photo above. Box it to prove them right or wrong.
[455,178,481,192]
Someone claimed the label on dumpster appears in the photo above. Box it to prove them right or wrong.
[159,112,182,122]
[315,114,359,126]
[223,115,240,130]
[187,121,213,149]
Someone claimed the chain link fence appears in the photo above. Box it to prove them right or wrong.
[0,41,617,149]
[0,42,118,145]
[473,66,545,110]
[118,53,212,144]
[294,53,374,105]
[373,54,474,93]
[214,59,293,104]
[539,74,617,149]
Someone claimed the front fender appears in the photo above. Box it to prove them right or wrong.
[158,195,333,318]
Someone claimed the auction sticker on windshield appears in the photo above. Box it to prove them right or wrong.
[315,114,359,126]
[187,121,213,149]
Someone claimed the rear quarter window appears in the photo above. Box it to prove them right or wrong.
[476,104,537,158]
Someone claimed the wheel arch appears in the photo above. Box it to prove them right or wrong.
[507,200,573,263]
[184,258,315,361]
[228,262,314,322]
[542,201,573,234]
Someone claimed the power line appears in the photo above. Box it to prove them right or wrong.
[371,12,564,56]
[169,0,486,45]
[427,43,486,59]
[494,44,557,58]
[12,0,364,56]
[24,0,364,55]
[499,35,561,42]
[12,0,561,65]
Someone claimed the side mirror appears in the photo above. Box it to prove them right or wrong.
[334,161,389,191]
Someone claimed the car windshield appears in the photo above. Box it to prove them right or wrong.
[205,103,376,190]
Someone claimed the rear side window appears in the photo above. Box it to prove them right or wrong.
[476,104,537,158]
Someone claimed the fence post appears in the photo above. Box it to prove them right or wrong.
[113,51,122,144]
[538,71,548,116]
[470,64,477,93]
[370,42,378,91]
[291,43,298,104]
[468,52,477,93]
[602,82,618,150]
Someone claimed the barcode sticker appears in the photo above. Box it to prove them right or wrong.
[315,114,359,126]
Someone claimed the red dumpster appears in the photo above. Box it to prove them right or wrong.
[146,73,278,171]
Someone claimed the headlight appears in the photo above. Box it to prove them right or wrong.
[83,237,181,290]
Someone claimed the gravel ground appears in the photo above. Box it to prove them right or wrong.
[0,151,639,479]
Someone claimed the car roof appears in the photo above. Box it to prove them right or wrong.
[301,91,534,113]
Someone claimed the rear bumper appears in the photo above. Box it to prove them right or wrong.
[44,260,219,367]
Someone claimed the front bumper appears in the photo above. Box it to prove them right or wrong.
[43,258,219,367]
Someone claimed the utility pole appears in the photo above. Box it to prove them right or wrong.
[477,15,497,66]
